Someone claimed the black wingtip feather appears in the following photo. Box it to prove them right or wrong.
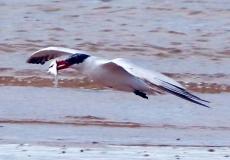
[157,80,210,108]
[162,87,210,108]
[27,57,47,65]
[162,81,210,103]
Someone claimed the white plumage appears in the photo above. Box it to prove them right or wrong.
[27,47,210,107]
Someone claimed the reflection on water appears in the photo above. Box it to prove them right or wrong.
[0,68,229,93]
[0,0,230,59]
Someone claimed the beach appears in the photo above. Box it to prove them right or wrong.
[0,0,230,159]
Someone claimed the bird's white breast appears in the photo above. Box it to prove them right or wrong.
[70,56,109,78]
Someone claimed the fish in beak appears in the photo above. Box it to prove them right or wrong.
[48,60,58,76]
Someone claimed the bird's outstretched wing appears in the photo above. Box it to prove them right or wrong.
[112,58,210,108]
[27,47,85,65]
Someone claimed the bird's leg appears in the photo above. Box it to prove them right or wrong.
[134,90,148,99]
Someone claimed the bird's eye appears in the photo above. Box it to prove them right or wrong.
[49,64,54,68]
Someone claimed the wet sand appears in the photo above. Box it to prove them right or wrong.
[1,86,230,159]
[0,0,230,159]
[1,144,230,160]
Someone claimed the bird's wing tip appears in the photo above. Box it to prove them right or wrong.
[26,57,33,64]
[197,101,211,108]
[203,104,211,108]
[26,57,35,63]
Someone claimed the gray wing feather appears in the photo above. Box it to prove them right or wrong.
[112,58,210,108]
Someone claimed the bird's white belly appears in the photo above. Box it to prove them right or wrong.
[89,67,149,92]
[74,56,151,92]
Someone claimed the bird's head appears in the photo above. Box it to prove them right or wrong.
[47,53,90,76]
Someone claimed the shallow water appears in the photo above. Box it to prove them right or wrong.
[0,0,230,159]
[1,86,230,146]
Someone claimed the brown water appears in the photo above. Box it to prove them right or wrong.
[0,0,230,159]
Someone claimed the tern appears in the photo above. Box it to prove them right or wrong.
[27,47,210,108]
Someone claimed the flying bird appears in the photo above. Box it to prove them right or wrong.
[27,47,210,108]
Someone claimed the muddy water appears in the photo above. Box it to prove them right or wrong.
[0,0,230,159]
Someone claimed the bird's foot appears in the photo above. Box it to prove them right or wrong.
[134,90,148,99]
